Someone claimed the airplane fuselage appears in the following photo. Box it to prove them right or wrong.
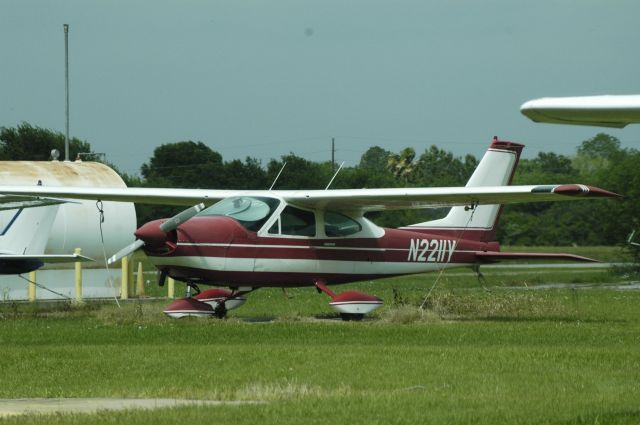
[141,215,489,288]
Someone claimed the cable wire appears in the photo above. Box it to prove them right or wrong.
[96,200,121,308]
[419,203,478,311]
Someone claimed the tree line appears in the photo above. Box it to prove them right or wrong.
[2,122,639,247]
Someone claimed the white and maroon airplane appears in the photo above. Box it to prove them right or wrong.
[0,138,619,319]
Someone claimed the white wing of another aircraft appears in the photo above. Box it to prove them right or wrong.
[0,183,619,213]
[520,95,640,128]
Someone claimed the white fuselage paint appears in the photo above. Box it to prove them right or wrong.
[148,242,475,277]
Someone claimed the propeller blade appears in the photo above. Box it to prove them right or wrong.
[159,203,205,233]
[107,239,145,265]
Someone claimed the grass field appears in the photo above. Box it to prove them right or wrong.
[0,255,639,424]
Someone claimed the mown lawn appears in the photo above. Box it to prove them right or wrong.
[0,263,638,424]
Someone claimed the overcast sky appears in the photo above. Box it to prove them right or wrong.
[2,0,639,176]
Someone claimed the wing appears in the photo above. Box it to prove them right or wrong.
[0,186,241,207]
[0,183,619,213]
[520,95,640,128]
[275,184,618,212]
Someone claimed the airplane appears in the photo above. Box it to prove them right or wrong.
[0,138,619,319]
[0,202,93,274]
[520,94,640,128]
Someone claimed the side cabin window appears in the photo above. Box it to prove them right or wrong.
[324,211,362,237]
[269,206,316,237]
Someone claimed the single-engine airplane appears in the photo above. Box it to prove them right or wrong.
[0,138,619,319]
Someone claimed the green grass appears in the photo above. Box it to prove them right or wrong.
[0,264,639,424]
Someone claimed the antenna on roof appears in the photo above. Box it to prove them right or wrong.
[325,161,345,190]
[268,162,287,190]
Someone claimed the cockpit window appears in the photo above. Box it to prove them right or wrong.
[268,206,316,237]
[324,211,362,237]
[198,196,280,231]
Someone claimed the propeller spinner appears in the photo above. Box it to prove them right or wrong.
[107,203,205,265]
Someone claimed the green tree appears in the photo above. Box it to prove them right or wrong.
[359,146,392,172]
[223,157,268,189]
[137,141,225,224]
[267,154,332,190]
[573,133,622,177]
[414,145,477,187]
[140,141,224,188]
[0,122,91,161]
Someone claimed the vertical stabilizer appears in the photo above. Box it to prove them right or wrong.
[0,205,60,255]
[407,137,523,242]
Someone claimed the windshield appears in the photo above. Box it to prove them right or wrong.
[198,196,280,231]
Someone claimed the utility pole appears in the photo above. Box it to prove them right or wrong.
[331,137,335,172]
[64,24,70,161]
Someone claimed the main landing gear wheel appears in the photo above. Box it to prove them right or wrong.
[314,281,383,321]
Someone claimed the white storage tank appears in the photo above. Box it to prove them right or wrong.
[0,160,137,300]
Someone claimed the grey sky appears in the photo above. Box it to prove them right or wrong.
[2,0,639,176]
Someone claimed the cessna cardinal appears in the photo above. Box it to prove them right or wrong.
[0,138,619,319]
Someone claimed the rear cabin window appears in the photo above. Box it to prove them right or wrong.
[268,206,316,237]
[324,211,362,237]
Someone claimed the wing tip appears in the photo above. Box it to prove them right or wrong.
[551,184,621,198]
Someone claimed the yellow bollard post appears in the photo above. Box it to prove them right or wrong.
[128,260,135,297]
[121,256,129,300]
[74,248,83,303]
[28,270,37,302]
[136,262,145,297]
[167,277,175,299]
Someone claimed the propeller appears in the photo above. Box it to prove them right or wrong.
[107,203,205,265]
[107,239,145,265]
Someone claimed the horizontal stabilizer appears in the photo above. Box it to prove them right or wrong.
[0,253,94,274]
[475,251,597,263]
[0,253,95,263]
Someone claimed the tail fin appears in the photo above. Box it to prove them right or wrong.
[0,205,59,256]
[407,137,524,242]
[0,205,60,274]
